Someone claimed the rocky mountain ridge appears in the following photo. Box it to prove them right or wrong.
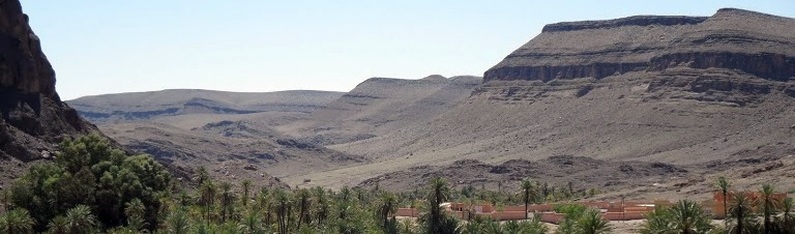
[486,8,795,82]
[293,8,795,195]
[58,8,795,198]
[0,0,96,164]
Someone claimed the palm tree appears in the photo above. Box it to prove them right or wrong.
[2,208,35,234]
[124,198,146,231]
[757,184,780,233]
[640,205,674,234]
[198,180,217,225]
[669,200,712,234]
[717,177,730,221]
[296,188,311,230]
[166,208,191,234]
[47,216,69,234]
[241,180,252,207]
[219,182,236,222]
[779,197,795,233]
[273,189,292,234]
[423,177,454,234]
[577,208,612,234]
[729,192,754,234]
[519,178,537,220]
[65,205,98,234]
[240,208,262,234]
[256,187,272,226]
[312,187,329,225]
[378,192,399,229]
[194,166,209,185]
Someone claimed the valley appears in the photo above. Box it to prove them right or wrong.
[60,8,795,202]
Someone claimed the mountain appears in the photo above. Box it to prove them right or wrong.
[67,89,366,186]
[70,75,483,187]
[279,75,482,146]
[0,0,97,173]
[290,9,795,197]
[483,8,795,104]
[65,8,795,198]
[68,89,343,123]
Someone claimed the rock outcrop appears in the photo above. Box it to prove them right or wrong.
[484,8,795,105]
[0,0,97,161]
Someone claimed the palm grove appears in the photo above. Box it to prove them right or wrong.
[0,135,793,233]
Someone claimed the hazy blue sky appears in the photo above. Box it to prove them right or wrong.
[22,1,795,100]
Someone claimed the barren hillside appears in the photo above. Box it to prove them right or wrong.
[275,75,482,146]
[67,8,795,199]
[286,9,795,197]
[68,89,343,123]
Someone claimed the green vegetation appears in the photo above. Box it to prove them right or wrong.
[12,135,795,234]
[640,200,713,233]
[553,204,611,234]
[641,178,795,234]
[6,134,170,232]
[0,135,577,233]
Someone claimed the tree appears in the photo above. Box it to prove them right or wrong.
[198,180,217,225]
[669,199,713,234]
[421,177,458,234]
[65,205,98,234]
[717,177,730,225]
[241,180,252,207]
[519,178,537,220]
[729,192,754,234]
[377,192,399,229]
[296,188,312,230]
[11,135,170,231]
[194,166,209,186]
[240,208,263,234]
[757,184,780,233]
[46,216,68,234]
[312,187,329,225]
[166,208,191,234]
[274,189,292,234]
[640,205,674,234]
[219,182,236,222]
[124,198,146,231]
[777,197,795,233]
[256,188,273,226]
[577,208,612,234]
[1,208,36,234]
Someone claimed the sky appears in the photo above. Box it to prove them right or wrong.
[21,1,795,100]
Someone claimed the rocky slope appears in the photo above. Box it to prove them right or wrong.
[68,89,343,123]
[63,8,795,197]
[100,120,364,187]
[0,0,97,166]
[279,75,482,146]
[483,8,795,106]
[293,9,795,196]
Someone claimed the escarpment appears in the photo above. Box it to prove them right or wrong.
[483,8,795,105]
[0,0,97,161]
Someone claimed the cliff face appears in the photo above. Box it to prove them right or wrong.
[483,8,795,105]
[0,0,96,161]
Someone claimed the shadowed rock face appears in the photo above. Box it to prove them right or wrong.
[0,0,97,161]
[485,8,795,85]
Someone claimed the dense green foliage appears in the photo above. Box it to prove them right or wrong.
[0,135,564,233]
[553,204,611,234]
[640,200,713,234]
[7,134,170,232]
[641,179,795,234]
[10,135,751,233]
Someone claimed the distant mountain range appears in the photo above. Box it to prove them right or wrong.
[34,7,795,199]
